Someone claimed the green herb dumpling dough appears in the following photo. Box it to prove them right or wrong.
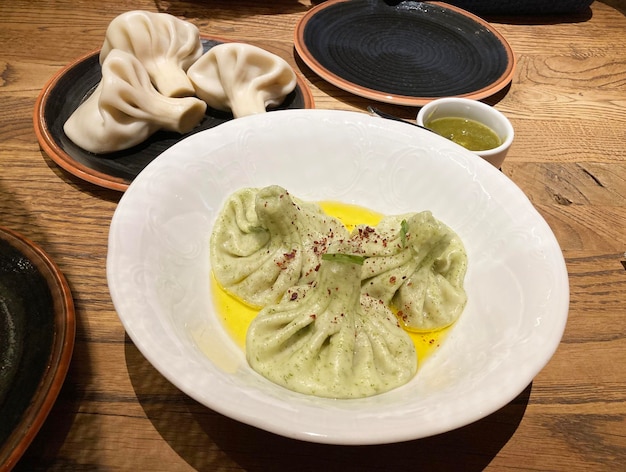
[210,185,348,308]
[246,243,417,398]
[356,211,468,332]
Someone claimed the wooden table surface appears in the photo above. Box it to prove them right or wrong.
[1,0,625,470]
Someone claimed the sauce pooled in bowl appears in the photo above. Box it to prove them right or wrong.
[426,117,501,152]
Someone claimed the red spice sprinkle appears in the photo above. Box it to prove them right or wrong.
[290,292,298,301]
[310,314,316,319]
[389,276,396,284]
[357,226,376,239]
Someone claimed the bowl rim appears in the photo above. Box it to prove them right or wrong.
[107,109,568,445]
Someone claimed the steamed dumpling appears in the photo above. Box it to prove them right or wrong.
[63,49,206,154]
[210,185,348,308]
[246,243,417,398]
[100,10,203,97]
[356,212,468,331]
[187,43,297,118]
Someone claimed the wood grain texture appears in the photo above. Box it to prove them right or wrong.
[0,0,624,470]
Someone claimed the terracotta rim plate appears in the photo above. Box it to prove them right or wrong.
[0,227,75,470]
[295,0,516,106]
[34,36,315,192]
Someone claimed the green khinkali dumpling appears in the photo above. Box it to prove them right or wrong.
[356,211,468,332]
[210,185,348,308]
[246,243,417,398]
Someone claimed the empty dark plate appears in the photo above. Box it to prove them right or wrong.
[295,0,515,106]
[0,227,75,470]
[34,36,315,192]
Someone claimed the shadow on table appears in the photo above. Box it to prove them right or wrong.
[38,148,125,205]
[158,0,598,28]
[600,0,626,15]
[126,336,530,472]
[155,0,625,23]
[12,321,93,471]
[154,0,320,20]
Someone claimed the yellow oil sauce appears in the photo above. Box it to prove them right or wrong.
[211,201,452,363]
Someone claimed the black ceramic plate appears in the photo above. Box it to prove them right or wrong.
[34,37,315,192]
[295,0,515,106]
[0,227,75,470]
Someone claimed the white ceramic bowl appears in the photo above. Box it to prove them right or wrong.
[417,97,514,168]
[107,109,568,445]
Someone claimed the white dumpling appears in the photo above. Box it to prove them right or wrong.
[100,10,203,97]
[246,243,417,398]
[187,43,297,118]
[63,49,206,154]
[210,185,348,308]
[356,211,468,331]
